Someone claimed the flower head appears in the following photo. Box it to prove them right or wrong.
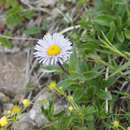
[11,105,21,114]
[34,33,72,65]
[112,120,119,128]
[68,106,74,112]
[127,127,130,130]
[67,96,74,101]
[22,99,31,108]
[0,116,8,127]
[48,81,57,90]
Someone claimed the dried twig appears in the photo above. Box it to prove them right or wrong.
[0,34,38,41]
[25,4,51,14]
[60,25,80,34]
[105,67,109,113]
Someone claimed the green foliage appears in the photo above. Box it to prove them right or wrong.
[0,0,37,48]
[0,37,12,48]
[6,6,23,28]
[0,32,12,48]
[1,0,36,29]
[1,0,130,130]
[40,0,130,130]
[24,27,41,36]
[41,100,55,121]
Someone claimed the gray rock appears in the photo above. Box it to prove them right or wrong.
[29,88,51,127]
[0,52,27,96]
[54,100,66,114]
[3,103,13,112]
[13,113,36,130]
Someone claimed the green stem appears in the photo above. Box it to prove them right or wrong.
[119,125,126,130]
[57,62,69,74]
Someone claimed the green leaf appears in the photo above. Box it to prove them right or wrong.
[78,0,86,6]
[0,0,19,8]
[21,10,35,20]
[85,106,96,115]
[6,6,23,28]
[5,0,19,8]
[24,27,41,36]
[0,37,12,48]
[94,15,115,27]
[124,29,130,39]
[69,47,79,73]
[107,22,116,42]
[82,41,99,54]
[41,20,49,31]
[116,31,125,43]
[41,100,55,121]
[96,89,112,100]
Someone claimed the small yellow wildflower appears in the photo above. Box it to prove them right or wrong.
[68,106,73,112]
[22,99,31,108]
[127,127,130,130]
[67,96,74,101]
[11,105,21,114]
[112,120,119,128]
[48,81,57,90]
[0,116,8,127]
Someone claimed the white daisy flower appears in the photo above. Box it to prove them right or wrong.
[34,33,72,65]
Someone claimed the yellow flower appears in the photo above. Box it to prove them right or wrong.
[11,105,21,114]
[112,120,119,128]
[67,96,74,101]
[22,99,31,108]
[68,106,73,112]
[0,116,8,127]
[48,81,57,90]
[127,127,130,130]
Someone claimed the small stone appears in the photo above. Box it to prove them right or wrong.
[3,103,13,112]
[29,88,50,127]
[0,92,9,102]
[13,113,35,130]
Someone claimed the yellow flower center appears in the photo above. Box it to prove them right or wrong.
[47,44,61,56]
